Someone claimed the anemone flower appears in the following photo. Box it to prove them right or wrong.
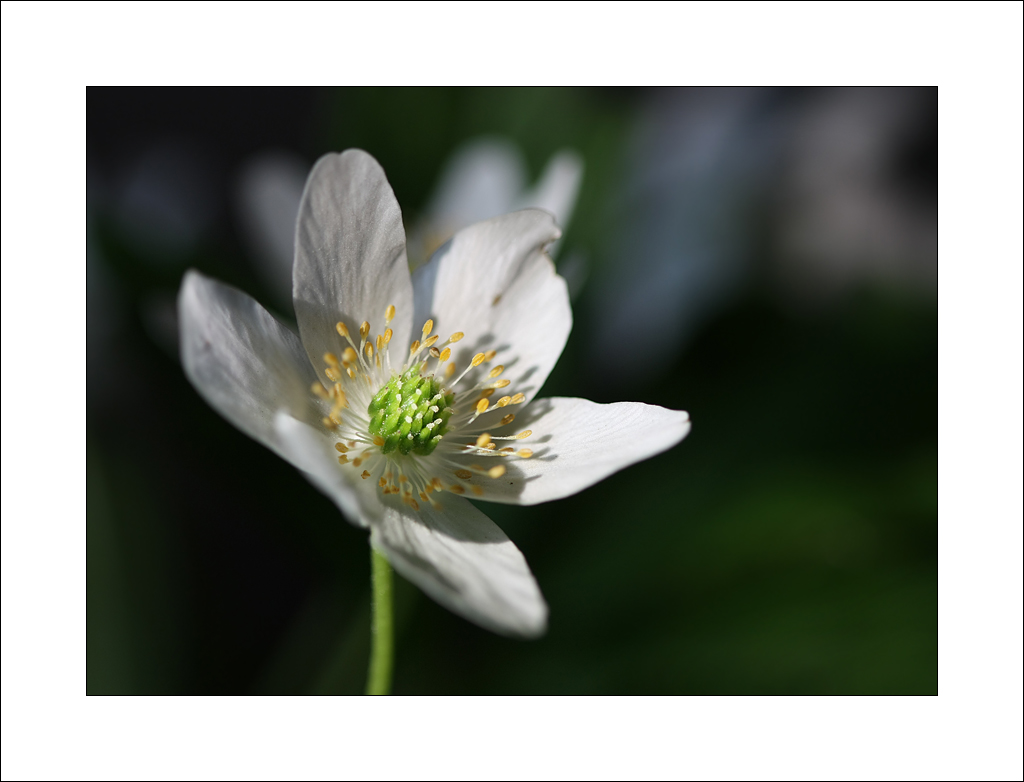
[179,149,690,644]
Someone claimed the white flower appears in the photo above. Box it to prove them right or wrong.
[178,149,690,638]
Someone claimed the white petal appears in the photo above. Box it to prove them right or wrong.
[293,150,414,384]
[272,412,384,529]
[515,149,584,236]
[370,496,547,638]
[412,210,570,405]
[178,270,320,459]
[449,397,691,506]
[426,138,526,232]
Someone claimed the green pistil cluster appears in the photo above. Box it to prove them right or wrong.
[368,364,454,456]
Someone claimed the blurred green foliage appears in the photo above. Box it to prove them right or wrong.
[87,88,936,694]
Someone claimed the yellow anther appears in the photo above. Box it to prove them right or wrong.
[423,334,439,349]
[376,334,384,352]
[454,469,473,480]
[515,430,533,439]
[510,393,526,405]
[475,398,490,414]
[372,435,385,447]
[492,379,510,388]
[325,367,340,382]
[422,319,434,336]
[517,449,533,458]
[419,491,428,501]
[362,470,371,479]
[431,477,443,490]
[449,332,464,343]
[311,383,329,399]
[439,347,451,362]
[346,367,356,379]
[329,411,344,426]
[322,417,337,430]
[488,365,505,378]
[324,352,340,366]
[500,446,515,453]
[409,498,420,511]
[445,363,457,379]
[360,321,370,340]
[333,384,347,406]
[335,443,349,453]
[496,396,512,407]
[341,347,358,364]
[364,343,374,358]
[471,352,486,367]
[484,350,497,361]
[476,433,491,448]
[471,486,484,496]
[488,465,506,479]
[385,304,396,324]
[353,457,363,467]
[484,442,496,450]
[399,474,409,484]
[383,328,393,344]
[410,339,420,354]
[449,484,465,495]
[379,477,387,488]
[429,347,440,358]
[336,321,349,338]
[500,414,515,426]
[480,388,495,398]
[338,454,349,464]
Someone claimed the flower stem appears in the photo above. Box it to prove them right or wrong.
[365,547,394,695]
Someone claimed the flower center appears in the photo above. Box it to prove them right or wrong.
[366,364,454,456]
[311,305,536,512]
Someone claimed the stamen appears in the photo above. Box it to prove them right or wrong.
[338,454,348,464]
[324,352,340,366]
[517,449,533,458]
[385,305,396,324]
[454,469,473,480]
[336,322,350,338]
[515,430,533,439]
[360,321,371,340]
[325,367,341,382]
[422,319,434,337]
[496,396,512,407]
[488,365,504,378]
[335,443,348,453]
[476,433,491,448]
[439,347,451,362]
[383,328,393,344]
[449,484,465,494]
[449,332,464,343]
[342,347,358,364]
[312,383,329,399]
[475,399,489,414]
[510,393,526,405]
[500,414,515,425]
[471,353,486,367]
[362,470,372,479]
[487,465,506,478]
[446,364,457,379]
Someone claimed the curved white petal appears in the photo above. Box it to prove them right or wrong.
[370,496,547,638]
[447,397,691,506]
[272,412,385,529]
[178,270,320,459]
[427,138,526,232]
[293,150,414,385]
[411,210,570,405]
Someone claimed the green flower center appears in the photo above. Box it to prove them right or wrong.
[367,363,455,456]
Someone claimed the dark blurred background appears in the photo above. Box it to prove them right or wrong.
[87,87,937,694]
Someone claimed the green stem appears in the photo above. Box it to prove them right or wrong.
[365,547,394,695]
